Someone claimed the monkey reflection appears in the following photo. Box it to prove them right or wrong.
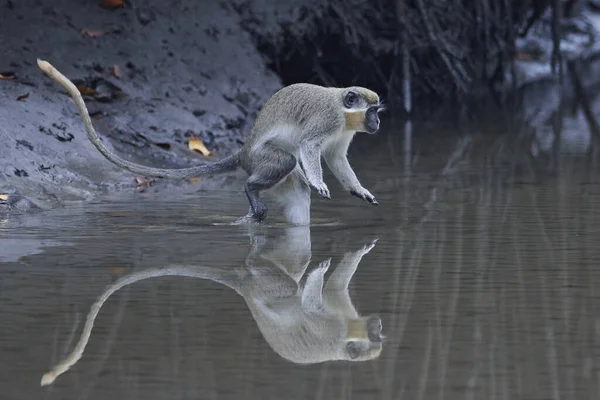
[41,227,383,386]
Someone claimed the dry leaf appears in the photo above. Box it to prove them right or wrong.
[112,64,121,78]
[80,29,105,38]
[0,72,16,80]
[77,85,98,97]
[188,136,212,156]
[188,177,201,184]
[16,92,30,101]
[0,194,8,201]
[135,176,151,187]
[100,0,124,9]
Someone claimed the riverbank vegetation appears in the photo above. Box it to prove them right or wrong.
[237,0,598,114]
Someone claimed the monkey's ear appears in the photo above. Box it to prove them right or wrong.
[346,341,361,359]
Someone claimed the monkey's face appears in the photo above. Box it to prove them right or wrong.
[342,88,383,134]
[364,105,381,134]
[344,315,384,361]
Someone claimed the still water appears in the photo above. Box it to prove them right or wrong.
[2,119,600,399]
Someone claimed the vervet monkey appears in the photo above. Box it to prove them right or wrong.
[40,227,383,386]
[37,59,384,226]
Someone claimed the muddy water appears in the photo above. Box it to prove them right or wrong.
[2,119,600,400]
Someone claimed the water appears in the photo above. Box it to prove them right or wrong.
[2,120,600,400]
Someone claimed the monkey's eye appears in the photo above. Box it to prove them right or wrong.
[344,91,358,108]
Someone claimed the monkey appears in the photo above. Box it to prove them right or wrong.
[243,229,383,364]
[40,227,383,386]
[37,59,384,226]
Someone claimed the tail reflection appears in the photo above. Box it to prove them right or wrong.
[41,227,383,386]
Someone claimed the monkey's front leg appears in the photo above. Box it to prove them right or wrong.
[323,150,378,205]
[301,258,331,310]
[300,142,330,199]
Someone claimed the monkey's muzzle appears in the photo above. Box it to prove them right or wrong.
[366,315,384,342]
[364,106,382,134]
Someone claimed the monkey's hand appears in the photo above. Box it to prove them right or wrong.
[313,182,331,199]
[350,187,378,205]
[360,238,379,254]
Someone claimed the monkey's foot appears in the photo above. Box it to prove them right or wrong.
[233,215,257,225]
[350,188,378,205]
[233,213,266,225]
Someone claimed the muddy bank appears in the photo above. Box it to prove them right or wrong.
[0,0,283,210]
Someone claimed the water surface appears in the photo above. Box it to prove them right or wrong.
[2,120,600,399]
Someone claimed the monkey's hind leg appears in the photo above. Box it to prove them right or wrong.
[243,146,297,223]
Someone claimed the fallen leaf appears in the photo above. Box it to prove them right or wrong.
[135,176,151,187]
[188,177,201,183]
[16,92,30,101]
[0,72,16,80]
[100,0,124,9]
[76,85,98,97]
[112,64,121,78]
[188,136,212,156]
[80,29,105,38]
[0,194,8,201]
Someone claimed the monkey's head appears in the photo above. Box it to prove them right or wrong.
[342,87,383,134]
[263,313,384,365]
[343,314,384,361]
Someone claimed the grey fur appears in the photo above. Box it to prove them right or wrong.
[38,60,381,225]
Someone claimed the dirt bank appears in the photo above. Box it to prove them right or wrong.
[0,0,284,210]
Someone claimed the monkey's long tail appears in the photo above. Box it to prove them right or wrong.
[40,265,244,387]
[37,59,240,179]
